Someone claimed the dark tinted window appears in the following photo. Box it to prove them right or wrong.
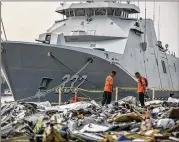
[86,9,93,17]
[95,8,106,15]
[75,9,85,16]
[66,10,70,17]
[70,10,74,16]
[107,8,114,16]
[115,9,121,16]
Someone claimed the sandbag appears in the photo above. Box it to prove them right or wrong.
[113,113,143,123]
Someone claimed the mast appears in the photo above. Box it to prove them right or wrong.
[142,0,148,79]
[1,17,7,41]
[153,0,155,23]
[137,0,139,19]
[144,0,147,44]
[158,5,160,41]
[0,1,2,141]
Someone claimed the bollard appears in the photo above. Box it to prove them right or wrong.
[74,88,78,102]
[152,88,155,100]
[59,88,62,104]
[115,87,118,102]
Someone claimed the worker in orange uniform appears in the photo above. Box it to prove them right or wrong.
[102,71,116,106]
[135,72,147,107]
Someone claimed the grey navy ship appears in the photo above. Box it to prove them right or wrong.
[1,1,179,102]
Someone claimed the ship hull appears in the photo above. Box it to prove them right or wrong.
[1,41,178,102]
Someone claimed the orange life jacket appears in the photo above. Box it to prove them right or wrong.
[104,75,113,92]
[137,77,146,93]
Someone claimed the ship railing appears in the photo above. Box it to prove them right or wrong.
[56,87,179,104]
[16,86,179,103]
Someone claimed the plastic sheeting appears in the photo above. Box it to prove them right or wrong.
[118,96,138,106]
[152,107,166,114]
[168,97,179,103]
[145,100,164,106]
[45,101,100,112]
[79,123,110,133]
[157,118,175,129]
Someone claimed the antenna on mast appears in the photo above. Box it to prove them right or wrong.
[0,1,2,140]
[144,0,147,44]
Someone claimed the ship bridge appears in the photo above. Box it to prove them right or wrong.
[55,2,140,19]
[46,2,141,40]
[37,2,141,54]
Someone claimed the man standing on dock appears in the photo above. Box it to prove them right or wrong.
[135,72,147,107]
[102,71,116,106]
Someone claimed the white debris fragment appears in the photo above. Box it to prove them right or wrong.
[145,100,164,106]
[167,97,179,103]
[45,101,93,111]
[152,107,166,114]
[80,123,109,133]
[157,118,175,129]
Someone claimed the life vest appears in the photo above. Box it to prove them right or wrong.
[104,75,113,92]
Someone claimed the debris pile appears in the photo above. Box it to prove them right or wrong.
[1,96,179,142]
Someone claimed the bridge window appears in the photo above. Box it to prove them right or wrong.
[75,9,85,16]
[115,9,122,16]
[70,31,86,36]
[65,10,70,17]
[86,30,96,35]
[121,11,124,17]
[70,10,74,17]
[123,11,126,17]
[126,12,129,18]
[107,8,114,16]
[45,35,51,44]
[95,8,106,15]
[123,11,128,18]
[86,9,93,17]
[161,60,167,73]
